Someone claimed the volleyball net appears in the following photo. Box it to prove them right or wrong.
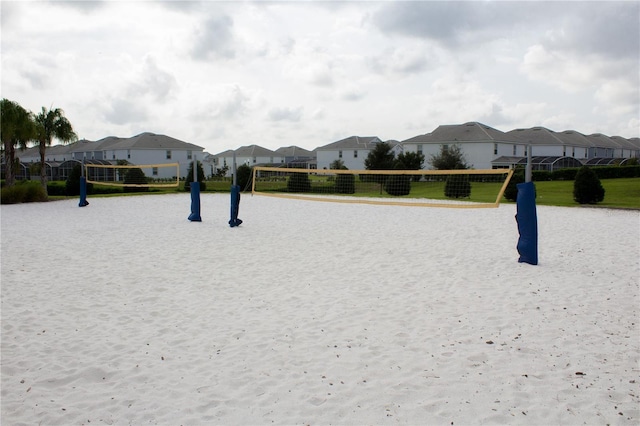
[84,162,180,188]
[251,166,514,208]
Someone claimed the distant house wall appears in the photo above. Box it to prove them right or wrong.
[316,149,369,170]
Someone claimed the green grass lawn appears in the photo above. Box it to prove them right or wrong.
[530,178,640,208]
[253,176,640,209]
[44,177,640,209]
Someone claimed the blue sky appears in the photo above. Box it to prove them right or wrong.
[2,1,638,154]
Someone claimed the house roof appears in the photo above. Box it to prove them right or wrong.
[586,133,628,149]
[25,133,204,157]
[610,136,637,150]
[316,136,382,150]
[234,144,278,157]
[553,130,597,148]
[275,146,315,157]
[403,122,515,144]
[96,132,204,151]
[506,127,568,145]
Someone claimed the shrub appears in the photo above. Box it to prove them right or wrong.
[236,164,253,192]
[335,173,355,194]
[184,160,206,191]
[384,174,411,196]
[287,172,311,193]
[47,181,67,196]
[573,166,605,204]
[65,164,94,196]
[124,168,149,193]
[444,174,471,198]
[1,181,47,204]
[503,170,525,202]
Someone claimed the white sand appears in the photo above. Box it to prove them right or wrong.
[1,193,639,425]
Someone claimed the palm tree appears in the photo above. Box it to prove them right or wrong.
[34,107,77,195]
[1,99,36,187]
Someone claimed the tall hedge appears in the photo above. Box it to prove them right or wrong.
[573,166,605,204]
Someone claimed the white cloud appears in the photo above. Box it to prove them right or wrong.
[268,106,303,122]
[1,1,637,154]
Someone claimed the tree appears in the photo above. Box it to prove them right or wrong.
[573,166,605,204]
[184,160,207,191]
[1,99,35,187]
[124,167,149,193]
[395,151,425,181]
[330,159,346,170]
[364,142,395,185]
[34,107,77,195]
[429,144,469,170]
[65,163,93,196]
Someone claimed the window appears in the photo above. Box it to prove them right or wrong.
[166,150,172,160]
[442,144,449,151]
[524,147,528,156]
[152,167,158,176]
[354,150,358,158]
[572,147,575,157]
[127,150,131,159]
[187,150,192,160]
[252,157,256,164]
[112,154,116,160]
[563,146,566,156]
[494,143,498,155]
[338,150,343,158]
[417,144,423,155]
[513,145,517,155]
[270,157,273,163]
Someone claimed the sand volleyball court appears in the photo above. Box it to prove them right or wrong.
[1,193,638,425]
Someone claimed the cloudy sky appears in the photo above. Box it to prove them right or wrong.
[2,1,638,154]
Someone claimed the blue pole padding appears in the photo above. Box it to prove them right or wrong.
[515,181,538,265]
[229,184,243,227]
[79,176,89,207]
[188,182,202,222]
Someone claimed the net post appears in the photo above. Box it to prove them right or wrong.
[229,151,243,227]
[515,144,538,265]
[188,154,202,222]
[79,157,89,207]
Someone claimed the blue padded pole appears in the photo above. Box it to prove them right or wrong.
[229,151,242,227]
[79,177,89,207]
[516,144,538,265]
[188,155,202,222]
[79,158,89,207]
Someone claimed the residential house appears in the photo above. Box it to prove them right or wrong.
[315,136,400,170]
[208,145,284,177]
[402,122,525,170]
[17,132,204,180]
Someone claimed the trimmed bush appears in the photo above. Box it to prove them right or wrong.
[287,172,311,193]
[384,174,411,196]
[236,164,253,192]
[444,174,471,198]
[573,166,605,204]
[335,173,355,194]
[503,170,525,202]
